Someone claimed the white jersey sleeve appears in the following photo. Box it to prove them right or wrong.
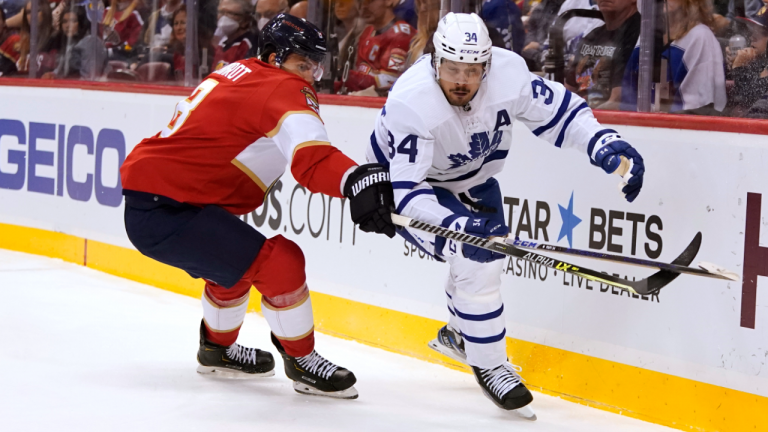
[371,99,455,228]
[675,24,727,112]
[513,72,615,161]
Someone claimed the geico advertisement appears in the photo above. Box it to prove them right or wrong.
[0,88,178,246]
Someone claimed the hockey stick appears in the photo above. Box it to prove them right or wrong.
[391,213,700,295]
[507,236,738,281]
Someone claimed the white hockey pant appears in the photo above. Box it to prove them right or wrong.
[444,254,506,369]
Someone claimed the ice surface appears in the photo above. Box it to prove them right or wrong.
[0,249,675,432]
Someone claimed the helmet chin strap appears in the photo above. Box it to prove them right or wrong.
[432,55,443,82]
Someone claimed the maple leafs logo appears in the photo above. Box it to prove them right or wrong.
[447,130,503,168]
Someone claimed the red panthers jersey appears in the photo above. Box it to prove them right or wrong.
[345,20,414,92]
[0,32,21,64]
[121,59,356,215]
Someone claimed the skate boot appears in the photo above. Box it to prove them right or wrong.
[271,333,358,399]
[472,362,536,420]
[428,325,467,364]
[196,321,276,378]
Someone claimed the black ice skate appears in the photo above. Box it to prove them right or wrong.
[472,362,536,420]
[196,321,276,378]
[271,333,358,399]
[428,324,468,364]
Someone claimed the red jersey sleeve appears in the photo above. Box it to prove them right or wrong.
[0,34,21,63]
[377,23,412,79]
[256,77,356,197]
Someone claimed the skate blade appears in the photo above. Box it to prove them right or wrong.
[515,405,537,421]
[292,381,359,399]
[428,338,468,365]
[196,365,275,379]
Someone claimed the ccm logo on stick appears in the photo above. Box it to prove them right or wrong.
[0,120,126,207]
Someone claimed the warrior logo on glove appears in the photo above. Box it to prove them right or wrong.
[344,164,397,238]
[348,171,391,197]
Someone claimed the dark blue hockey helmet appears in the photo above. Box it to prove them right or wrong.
[257,13,327,66]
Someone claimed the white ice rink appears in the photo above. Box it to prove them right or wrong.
[0,249,676,432]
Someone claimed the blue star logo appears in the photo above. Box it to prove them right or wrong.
[558,192,582,248]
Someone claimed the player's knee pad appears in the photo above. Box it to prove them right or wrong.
[252,235,306,299]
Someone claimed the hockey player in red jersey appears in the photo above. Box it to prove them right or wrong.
[339,0,414,94]
[121,14,396,399]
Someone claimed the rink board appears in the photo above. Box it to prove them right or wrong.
[2,82,768,431]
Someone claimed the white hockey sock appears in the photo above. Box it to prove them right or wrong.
[201,288,250,334]
[261,283,314,342]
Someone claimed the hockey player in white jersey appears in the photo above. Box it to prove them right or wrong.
[366,13,645,417]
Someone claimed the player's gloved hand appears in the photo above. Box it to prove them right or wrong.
[592,134,645,203]
[344,164,396,238]
[462,218,509,263]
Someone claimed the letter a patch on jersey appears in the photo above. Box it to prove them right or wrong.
[301,87,320,115]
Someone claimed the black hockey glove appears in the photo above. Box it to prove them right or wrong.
[344,164,396,238]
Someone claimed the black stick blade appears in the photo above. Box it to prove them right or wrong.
[643,232,702,294]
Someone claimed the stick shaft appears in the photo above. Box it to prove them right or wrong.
[391,214,646,294]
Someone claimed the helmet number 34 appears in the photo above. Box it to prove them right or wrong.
[464,32,477,42]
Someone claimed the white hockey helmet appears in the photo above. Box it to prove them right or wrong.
[432,12,492,80]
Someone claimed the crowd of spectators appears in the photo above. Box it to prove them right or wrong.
[0,0,308,81]
[3,0,768,119]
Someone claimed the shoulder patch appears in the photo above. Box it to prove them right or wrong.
[388,49,407,71]
[301,87,320,114]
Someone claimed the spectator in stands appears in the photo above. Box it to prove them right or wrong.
[255,0,288,30]
[526,0,603,72]
[0,7,21,76]
[523,0,565,54]
[405,0,504,68]
[336,0,365,77]
[288,1,307,18]
[169,7,187,74]
[405,0,439,67]
[39,4,85,77]
[620,0,726,114]
[16,0,52,74]
[50,0,66,35]
[337,0,414,95]
[144,0,185,50]
[40,5,106,79]
[479,0,525,53]
[565,0,640,109]
[1,0,26,19]
[138,7,187,79]
[102,0,144,55]
[337,0,363,42]
[710,0,765,36]
[728,9,768,117]
[213,0,257,70]
[2,0,28,29]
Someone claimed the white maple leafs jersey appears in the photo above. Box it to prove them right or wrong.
[366,47,611,230]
